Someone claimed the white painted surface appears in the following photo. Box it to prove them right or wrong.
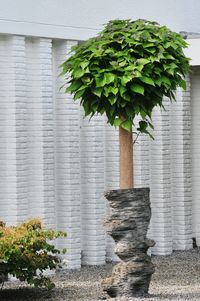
[0,0,199,40]
[185,39,200,66]
[191,67,200,246]
[53,40,82,268]
[149,99,173,255]
[0,1,199,67]
[170,78,193,251]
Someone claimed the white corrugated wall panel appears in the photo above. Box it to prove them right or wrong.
[170,77,192,251]
[191,68,200,246]
[0,36,19,225]
[149,99,173,255]
[0,33,196,268]
[53,40,82,268]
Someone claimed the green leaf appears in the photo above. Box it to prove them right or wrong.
[121,74,132,85]
[99,108,105,115]
[140,109,147,119]
[80,61,89,69]
[110,61,118,68]
[104,73,115,84]
[119,86,126,96]
[168,91,176,100]
[119,61,127,67]
[73,68,85,78]
[161,76,171,86]
[121,120,132,132]
[154,78,162,86]
[109,106,115,116]
[103,87,109,97]
[147,132,154,140]
[164,41,172,48]
[138,120,148,131]
[83,101,91,116]
[65,80,82,93]
[91,87,102,97]
[113,118,122,127]
[96,75,106,87]
[74,89,85,100]
[130,84,144,95]
[103,86,118,97]
[148,121,154,129]
[82,76,93,84]
[144,42,154,48]
[120,100,127,107]
[137,58,150,65]
[110,87,118,95]
[108,94,117,105]
[122,93,131,102]
[91,99,99,111]
[164,53,175,60]
[140,76,155,86]
[166,68,174,75]
[146,47,156,54]
[179,79,186,90]
[136,64,145,72]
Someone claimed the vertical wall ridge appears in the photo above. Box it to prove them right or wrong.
[0,36,18,225]
[134,116,150,188]
[170,78,192,250]
[80,114,106,265]
[26,37,46,220]
[39,38,55,228]
[104,121,119,261]
[150,100,172,255]
[12,36,28,223]
[53,40,81,268]
[191,68,200,246]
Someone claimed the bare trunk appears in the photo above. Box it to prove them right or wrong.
[119,126,133,189]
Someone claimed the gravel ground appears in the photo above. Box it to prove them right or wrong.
[1,248,200,301]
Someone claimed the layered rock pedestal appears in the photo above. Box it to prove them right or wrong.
[102,188,155,298]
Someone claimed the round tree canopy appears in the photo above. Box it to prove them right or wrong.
[61,19,190,135]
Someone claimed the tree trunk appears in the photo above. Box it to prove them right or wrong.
[102,126,155,298]
[119,126,133,189]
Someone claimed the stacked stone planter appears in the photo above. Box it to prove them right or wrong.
[102,188,155,298]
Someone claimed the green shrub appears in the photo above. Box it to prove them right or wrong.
[0,218,67,289]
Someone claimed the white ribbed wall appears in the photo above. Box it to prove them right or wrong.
[26,37,55,228]
[149,99,173,255]
[170,77,192,251]
[0,34,196,268]
[104,122,119,262]
[0,36,19,225]
[191,68,200,246]
[53,40,82,268]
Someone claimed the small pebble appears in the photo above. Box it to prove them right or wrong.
[1,248,200,300]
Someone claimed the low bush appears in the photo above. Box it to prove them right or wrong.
[0,218,67,289]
